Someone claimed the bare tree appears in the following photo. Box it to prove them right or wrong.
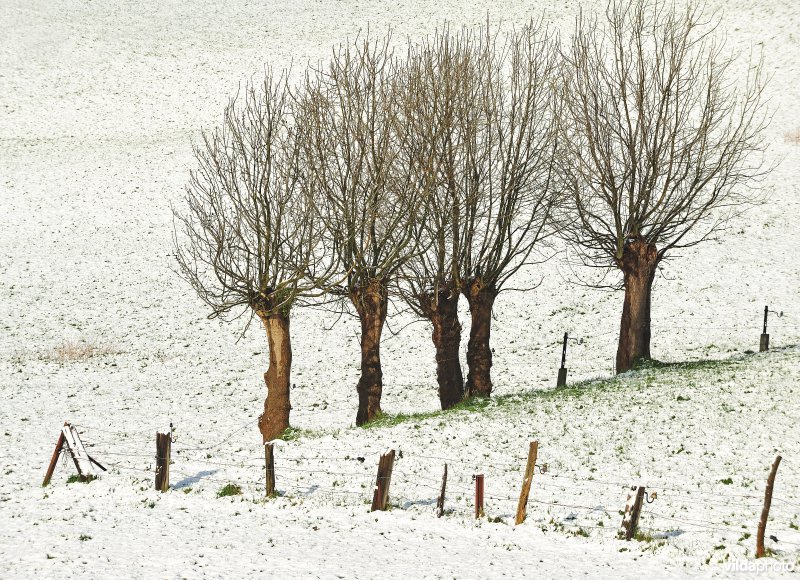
[174,73,332,442]
[456,21,563,397]
[296,34,427,425]
[394,26,481,409]
[559,0,769,373]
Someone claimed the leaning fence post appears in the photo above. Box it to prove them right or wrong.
[757,455,782,558]
[515,441,539,525]
[371,449,395,512]
[155,430,171,492]
[264,442,276,497]
[42,422,68,486]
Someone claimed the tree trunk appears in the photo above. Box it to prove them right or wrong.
[256,310,292,442]
[616,238,659,374]
[419,283,464,410]
[351,279,388,426]
[464,277,497,398]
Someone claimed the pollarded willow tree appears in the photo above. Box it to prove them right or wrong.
[396,20,562,404]
[296,35,427,425]
[394,26,481,410]
[457,20,563,398]
[559,0,769,373]
[174,73,335,442]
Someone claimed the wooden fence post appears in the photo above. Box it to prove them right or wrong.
[557,333,568,387]
[436,464,448,518]
[42,423,67,487]
[515,441,539,525]
[155,430,171,492]
[371,450,395,512]
[474,474,485,519]
[757,455,782,558]
[620,486,646,540]
[265,443,276,497]
[760,305,770,352]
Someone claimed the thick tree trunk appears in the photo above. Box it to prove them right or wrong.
[351,280,388,426]
[616,238,659,374]
[256,310,292,442]
[419,284,464,410]
[464,277,497,398]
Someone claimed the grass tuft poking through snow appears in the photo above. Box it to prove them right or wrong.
[216,483,243,498]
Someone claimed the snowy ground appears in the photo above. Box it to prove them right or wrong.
[2,0,800,577]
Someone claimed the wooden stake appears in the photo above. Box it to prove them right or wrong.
[371,450,395,511]
[557,334,568,387]
[436,463,448,518]
[760,306,770,352]
[757,455,782,558]
[474,474,484,519]
[42,423,67,487]
[621,486,646,540]
[515,441,539,525]
[155,431,171,492]
[265,443,276,497]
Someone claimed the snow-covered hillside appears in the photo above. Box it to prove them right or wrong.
[1,0,799,577]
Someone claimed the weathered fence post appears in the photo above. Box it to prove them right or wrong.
[371,449,395,512]
[620,486,646,540]
[42,422,67,486]
[474,474,485,519]
[155,430,171,492]
[515,441,539,525]
[557,333,568,387]
[436,463,448,518]
[760,305,770,352]
[265,442,276,497]
[757,455,782,558]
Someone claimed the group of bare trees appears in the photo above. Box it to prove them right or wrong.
[174,1,769,442]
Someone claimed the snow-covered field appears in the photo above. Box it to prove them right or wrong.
[2,0,800,577]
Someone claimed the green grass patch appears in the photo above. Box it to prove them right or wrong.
[217,483,242,498]
[338,349,778,434]
[280,427,315,441]
[66,474,97,484]
[360,395,497,430]
[360,410,439,429]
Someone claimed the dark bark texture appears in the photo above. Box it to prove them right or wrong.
[257,311,292,442]
[464,277,497,398]
[616,238,659,374]
[419,284,464,410]
[352,280,388,425]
